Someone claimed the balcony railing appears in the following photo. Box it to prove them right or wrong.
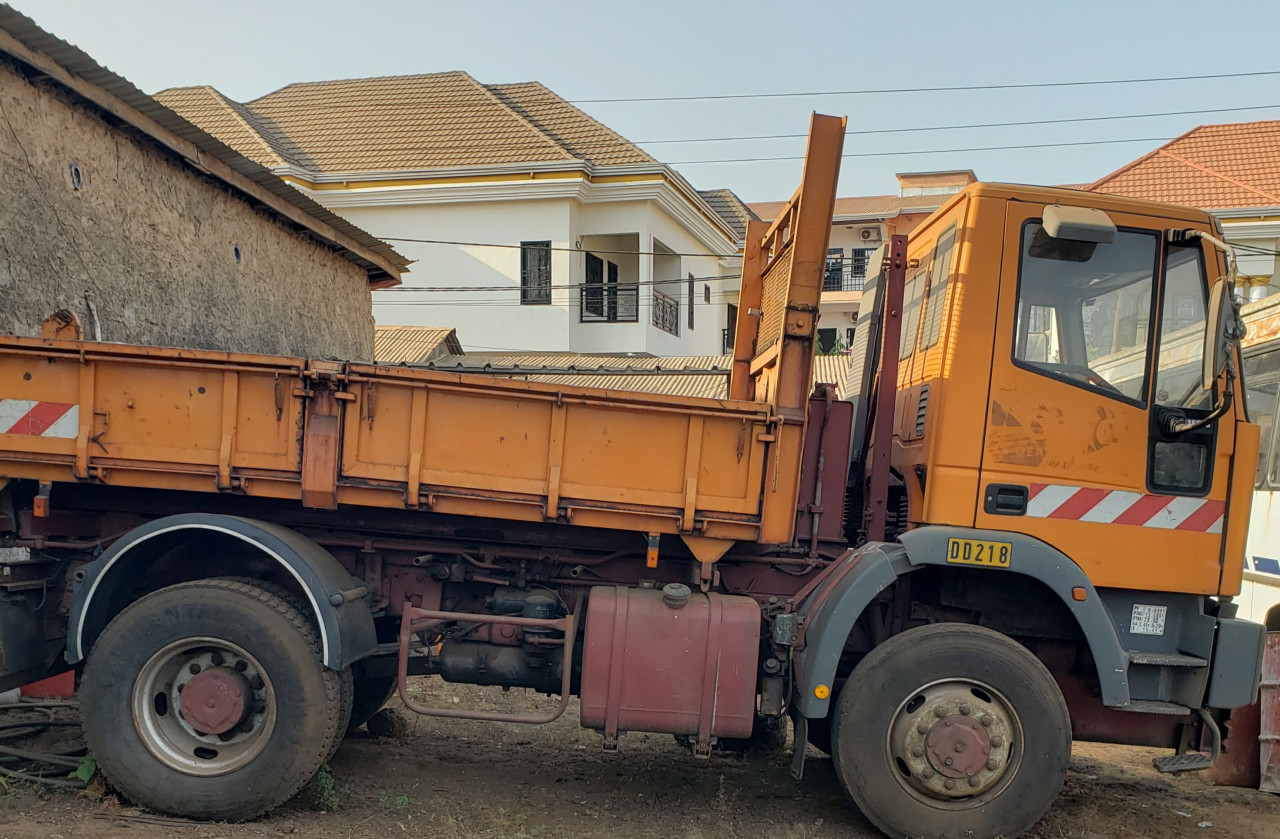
[721,327,735,354]
[652,289,680,336]
[580,284,639,323]
[823,263,868,293]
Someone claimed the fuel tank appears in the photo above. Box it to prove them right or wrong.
[580,584,760,744]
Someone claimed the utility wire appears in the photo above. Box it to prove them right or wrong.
[670,137,1173,165]
[635,103,1280,145]
[571,69,1280,104]
[376,271,741,291]
[377,239,743,259]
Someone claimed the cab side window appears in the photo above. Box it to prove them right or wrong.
[1013,221,1158,404]
[1244,346,1280,488]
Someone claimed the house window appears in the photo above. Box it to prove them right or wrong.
[850,248,872,290]
[824,248,844,291]
[688,273,695,330]
[581,253,637,323]
[520,241,551,304]
[724,302,738,354]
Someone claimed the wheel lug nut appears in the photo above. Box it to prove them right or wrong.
[917,722,929,734]
[959,703,971,715]
[934,706,947,718]
[990,736,1004,748]
[911,747,924,758]
[176,683,184,693]
[234,660,248,672]
[968,776,981,787]
[944,779,956,790]
[254,701,266,714]
[981,715,993,727]
[921,768,935,779]
[188,663,201,675]
[241,719,254,733]
[250,675,265,690]
[210,651,224,666]
[987,759,999,771]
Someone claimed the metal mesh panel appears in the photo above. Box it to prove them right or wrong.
[753,249,794,359]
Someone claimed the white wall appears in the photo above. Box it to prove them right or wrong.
[322,188,738,356]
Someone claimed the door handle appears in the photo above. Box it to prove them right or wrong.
[984,484,1028,516]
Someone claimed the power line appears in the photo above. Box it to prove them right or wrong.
[635,103,1280,145]
[670,137,1173,166]
[377,239,742,259]
[375,271,741,292]
[571,69,1280,104]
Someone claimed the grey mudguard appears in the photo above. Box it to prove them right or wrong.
[793,542,913,718]
[794,526,1131,719]
[68,514,376,670]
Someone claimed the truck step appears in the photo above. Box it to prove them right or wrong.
[1152,753,1214,774]
[1127,651,1208,668]
[1117,700,1193,715]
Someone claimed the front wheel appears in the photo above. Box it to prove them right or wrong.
[830,623,1070,839]
[81,579,342,820]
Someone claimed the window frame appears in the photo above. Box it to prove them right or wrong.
[519,240,552,305]
[919,224,958,351]
[1010,218,1161,409]
[1244,340,1280,490]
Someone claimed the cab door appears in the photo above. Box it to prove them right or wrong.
[977,200,1229,594]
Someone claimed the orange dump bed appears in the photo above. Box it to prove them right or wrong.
[0,116,845,553]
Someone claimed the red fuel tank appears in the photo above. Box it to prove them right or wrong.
[580,584,760,747]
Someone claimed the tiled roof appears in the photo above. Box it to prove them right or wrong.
[373,325,464,364]
[1087,121,1280,209]
[157,72,655,174]
[698,189,760,240]
[749,193,944,222]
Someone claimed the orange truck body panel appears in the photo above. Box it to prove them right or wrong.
[0,120,845,554]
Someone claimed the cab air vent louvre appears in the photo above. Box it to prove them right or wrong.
[915,384,930,437]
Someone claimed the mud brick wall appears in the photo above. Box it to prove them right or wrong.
[0,56,374,360]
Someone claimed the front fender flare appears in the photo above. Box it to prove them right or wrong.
[793,527,1131,719]
[68,514,376,670]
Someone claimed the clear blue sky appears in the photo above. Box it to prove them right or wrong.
[11,0,1280,202]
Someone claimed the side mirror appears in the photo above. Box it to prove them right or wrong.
[1202,278,1240,391]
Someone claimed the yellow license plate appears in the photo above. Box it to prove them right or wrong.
[946,538,1012,568]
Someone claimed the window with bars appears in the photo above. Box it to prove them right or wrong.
[581,253,637,323]
[520,241,551,304]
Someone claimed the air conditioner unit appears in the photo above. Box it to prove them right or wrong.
[850,224,886,246]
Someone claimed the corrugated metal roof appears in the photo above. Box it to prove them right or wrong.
[373,326,464,364]
[419,351,855,402]
[0,5,407,284]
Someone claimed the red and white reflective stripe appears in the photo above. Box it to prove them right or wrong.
[1027,483,1224,534]
[0,400,79,439]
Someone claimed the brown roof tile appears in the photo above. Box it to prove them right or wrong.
[698,189,759,239]
[160,72,655,174]
[749,193,945,222]
[1087,121,1280,209]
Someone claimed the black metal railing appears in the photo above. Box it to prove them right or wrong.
[580,284,639,323]
[822,263,868,293]
[652,289,680,336]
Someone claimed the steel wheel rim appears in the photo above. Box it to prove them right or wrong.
[132,636,277,777]
[884,677,1024,809]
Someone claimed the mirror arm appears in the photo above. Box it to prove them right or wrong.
[1166,374,1234,436]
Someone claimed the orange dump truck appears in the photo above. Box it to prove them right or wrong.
[0,115,1267,839]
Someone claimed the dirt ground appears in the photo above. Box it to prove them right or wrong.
[1,680,1278,839]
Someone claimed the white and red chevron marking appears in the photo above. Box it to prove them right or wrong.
[0,399,79,439]
[1027,483,1224,533]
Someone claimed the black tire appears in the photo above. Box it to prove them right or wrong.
[347,663,397,733]
[830,623,1070,839]
[81,579,342,821]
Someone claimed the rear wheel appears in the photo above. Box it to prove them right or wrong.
[81,579,341,821]
[830,623,1070,839]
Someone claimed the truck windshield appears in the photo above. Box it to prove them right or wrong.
[1014,222,1159,404]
